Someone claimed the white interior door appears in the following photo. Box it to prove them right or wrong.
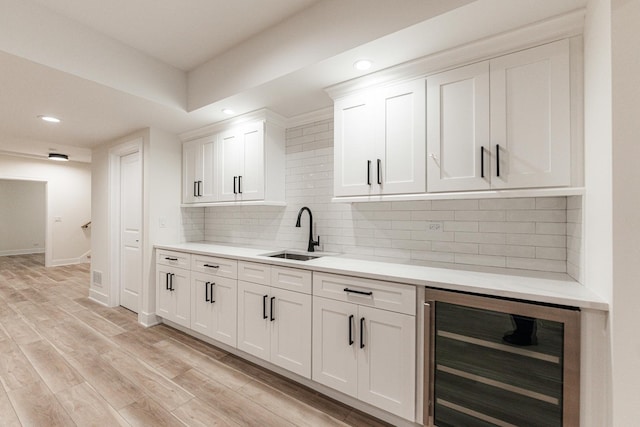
[120,151,141,312]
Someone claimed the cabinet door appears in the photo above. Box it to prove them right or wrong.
[182,139,201,203]
[378,80,426,195]
[209,276,237,347]
[238,122,265,201]
[218,129,244,201]
[199,135,218,202]
[172,268,191,328]
[270,288,311,378]
[427,62,490,192]
[156,266,173,319]
[312,297,358,397]
[357,306,416,420]
[237,281,270,360]
[191,272,214,337]
[334,93,377,197]
[490,39,570,189]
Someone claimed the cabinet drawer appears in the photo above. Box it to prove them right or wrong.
[191,254,237,279]
[238,261,271,285]
[157,250,190,268]
[271,266,312,294]
[313,272,416,316]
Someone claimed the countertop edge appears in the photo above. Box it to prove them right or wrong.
[154,243,609,311]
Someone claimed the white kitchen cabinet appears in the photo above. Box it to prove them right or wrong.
[156,264,191,328]
[334,79,425,197]
[427,39,571,192]
[191,272,237,347]
[237,262,312,378]
[182,135,217,203]
[312,273,416,420]
[219,121,265,202]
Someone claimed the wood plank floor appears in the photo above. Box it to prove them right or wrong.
[0,254,393,427]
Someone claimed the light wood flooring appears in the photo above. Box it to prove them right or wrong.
[0,254,392,427]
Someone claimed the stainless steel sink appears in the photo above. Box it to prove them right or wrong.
[265,251,321,261]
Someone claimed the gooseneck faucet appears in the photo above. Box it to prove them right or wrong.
[295,206,320,252]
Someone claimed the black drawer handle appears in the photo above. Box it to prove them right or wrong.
[496,144,501,177]
[360,317,365,349]
[263,294,268,319]
[165,272,170,290]
[270,296,275,321]
[233,176,237,194]
[205,282,210,302]
[348,314,354,346]
[377,159,382,185]
[203,264,219,269]
[367,160,371,185]
[238,175,242,194]
[169,273,175,291]
[210,282,215,304]
[480,146,485,178]
[344,287,373,296]
[164,257,178,261]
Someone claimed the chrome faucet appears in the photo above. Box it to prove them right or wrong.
[295,206,320,252]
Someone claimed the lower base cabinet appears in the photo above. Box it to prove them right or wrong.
[237,269,312,379]
[156,265,191,328]
[311,273,416,421]
[191,271,237,347]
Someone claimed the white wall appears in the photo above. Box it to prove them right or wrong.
[582,0,613,425]
[0,179,46,256]
[0,154,91,266]
[611,0,640,424]
[90,127,182,326]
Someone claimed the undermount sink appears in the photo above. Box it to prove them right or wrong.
[265,251,321,261]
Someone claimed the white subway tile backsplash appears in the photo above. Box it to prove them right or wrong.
[180,118,582,277]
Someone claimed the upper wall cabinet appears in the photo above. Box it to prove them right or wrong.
[181,110,286,206]
[183,135,218,204]
[427,39,571,192]
[334,79,426,197]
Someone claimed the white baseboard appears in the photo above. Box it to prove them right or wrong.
[50,255,90,267]
[138,311,161,327]
[89,288,109,306]
[0,248,45,256]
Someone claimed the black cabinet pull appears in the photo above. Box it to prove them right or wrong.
[480,146,485,178]
[193,181,198,197]
[164,257,178,261]
[203,264,219,269]
[262,294,268,319]
[377,159,382,185]
[238,176,242,194]
[165,272,170,290]
[344,287,373,296]
[496,144,500,177]
[348,314,354,346]
[205,282,210,302]
[360,317,365,349]
[210,282,215,304]
[169,273,175,291]
[233,176,237,194]
[270,296,275,321]
[198,180,203,196]
[367,160,371,185]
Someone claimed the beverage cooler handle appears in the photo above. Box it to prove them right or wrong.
[424,301,434,426]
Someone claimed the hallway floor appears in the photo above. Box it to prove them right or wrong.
[0,254,391,426]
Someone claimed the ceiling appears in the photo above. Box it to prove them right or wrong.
[0,0,586,163]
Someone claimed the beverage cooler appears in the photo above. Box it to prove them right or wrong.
[423,287,580,427]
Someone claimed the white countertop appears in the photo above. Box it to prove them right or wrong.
[155,242,608,311]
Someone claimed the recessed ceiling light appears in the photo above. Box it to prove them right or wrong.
[38,115,61,123]
[222,108,235,115]
[48,153,69,161]
[354,59,373,71]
